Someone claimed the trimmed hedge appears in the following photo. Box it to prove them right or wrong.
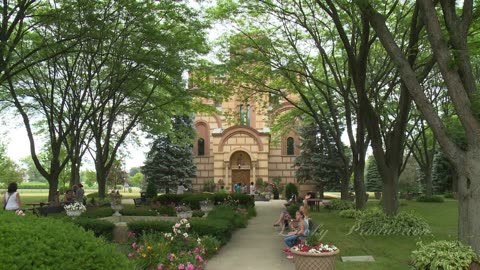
[128,220,176,235]
[180,193,214,210]
[326,199,354,211]
[73,218,115,241]
[189,218,232,245]
[154,193,255,208]
[416,195,445,203]
[0,211,132,269]
[207,205,248,228]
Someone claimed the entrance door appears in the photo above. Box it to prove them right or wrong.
[231,169,250,192]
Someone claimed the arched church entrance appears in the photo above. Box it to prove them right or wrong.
[230,151,252,193]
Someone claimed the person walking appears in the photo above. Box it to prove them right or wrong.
[76,183,85,205]
[3,182,22,211]
[177,182,188,195]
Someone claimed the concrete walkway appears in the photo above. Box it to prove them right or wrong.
[206,200,295,270]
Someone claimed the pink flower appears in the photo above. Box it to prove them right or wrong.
[132,242,138,248]
[194,247,200,253]
[128,253,134,258]
[128,231,136,238]
[195,255,204,262]
[186,263,195,270]
[178,264,185,270]
[157,264,163,270]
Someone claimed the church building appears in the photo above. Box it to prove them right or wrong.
[192,94,302,193]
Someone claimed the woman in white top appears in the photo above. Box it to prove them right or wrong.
[249,182,255,195]
[3,182,22,211]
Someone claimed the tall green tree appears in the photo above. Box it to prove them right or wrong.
[142,115,196,193]
[0,145,24,185]
[365,155,382,193]
[358,0,480,253]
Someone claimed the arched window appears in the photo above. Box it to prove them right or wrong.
[240,105,244,125]
[246,104,250,127]
[287,137,294,155]
[198,138,205,156]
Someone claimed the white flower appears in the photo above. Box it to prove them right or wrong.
[183,233,189,239]
[175,223,181,228]
[197,238,202,244]
[185,223,191,229]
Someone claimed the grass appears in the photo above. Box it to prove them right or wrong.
[311,200,458,270]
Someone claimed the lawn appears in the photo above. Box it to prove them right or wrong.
[310,200,458,270]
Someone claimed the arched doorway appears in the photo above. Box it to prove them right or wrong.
[230,151,251,192]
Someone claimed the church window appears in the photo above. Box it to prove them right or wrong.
[287,137,294,155]
[198,138,205,156]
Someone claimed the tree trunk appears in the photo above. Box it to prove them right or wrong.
[340,175,349,200]
[458,159,480,254]
[318,182,325,199]
[48,178,59,202]
[353,159,367,210]
[95,162,108,198]
[382,171,399,216]
[424,167,433,196]
[70,158,81,187]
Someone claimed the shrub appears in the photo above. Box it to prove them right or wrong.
[81,207,114,218]
[411,241,477,270]
[0,212,132,269]
[154,205,176,216]
[230,193,255,207]
[145,181,158,199]
[73,218,115,241]
[190,218,232,245]
[287,203,301,218]
[154,193,188,206]
[201,235,222,258]
[416,195,445,203]
[351,209,431,236]
[285,183,299,201]
[327,199,354,211]
[207,205,247,228]
[120,207,156,216]
[181,193,214,210]
[203,179,216,192]
[192,210,205,217]
[443,192,455,199]
[128,220,175,235]
[247,206,257,218]
[339,209,361,219]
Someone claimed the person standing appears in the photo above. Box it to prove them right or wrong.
[177,182,188,195]
[249,182,255,196]
[3,182,22,211]
[241,183,247,193]
[76,183,85,205]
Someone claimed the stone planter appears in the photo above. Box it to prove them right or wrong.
[66,210,82,219]
[290,249,339,270]
[177,211,193,219]
[111,203,123,217]
[200,205,213,217]
[374,192,382,200]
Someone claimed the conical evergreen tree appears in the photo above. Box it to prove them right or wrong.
[365,155,383,192]
[142,115,196,193]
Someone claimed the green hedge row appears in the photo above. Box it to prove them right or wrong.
[416,195,445,203]
[0,212,132,269]
[154,193,255,209]
[128,205,253,245]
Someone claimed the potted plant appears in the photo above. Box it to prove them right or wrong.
[175,205,192,219]
[110,190,123,216]
[199,199,213,216]
[64,202,87,219]
[289,242,339,270]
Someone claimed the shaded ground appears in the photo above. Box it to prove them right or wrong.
[206,200,294,270]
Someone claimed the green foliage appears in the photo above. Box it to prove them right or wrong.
[351,209,431,236]
[192,210,205,217]
[142,115,197,192]
[120,207,157,217]
[203,179,216,192]
[411,241,477,270]
[0,211,132,269]
[189,218,232,245]
[145,180,158,199]
[128,220,176,235]
[153,204,176,216]
[81,207,114,218]
[285,183,299,200]
[287,203,301,218]
[416,195,445,203]
[327,199,354,211]
[339,209,361,219]
[200,235,222,258]
[207,205,248,228]
[365,155,383,192]
[155,193,188,205]
[129,172,144,187]
[181,193,215,210]
[432,151,456,193]
[0,144,24,185]
[73,218,115,241]
[444,192,456,199]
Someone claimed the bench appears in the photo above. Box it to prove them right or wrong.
[133,198,144,207]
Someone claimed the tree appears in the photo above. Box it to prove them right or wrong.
[0,145,24,185]
[129,167,141,177]
[142,115,196,193]
[80,170,97,188]
[365,156,382,193]
[129,172,144,188]
[358,0,480,253]
[21,156,45,182]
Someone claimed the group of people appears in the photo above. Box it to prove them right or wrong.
[2,182,86,214]
[273,193,314,259]
[233,182,256,195]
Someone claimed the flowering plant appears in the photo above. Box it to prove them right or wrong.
[175,205,192,213]
[15,209,25,216]
[291,243,338,254]
[64,202,87,212]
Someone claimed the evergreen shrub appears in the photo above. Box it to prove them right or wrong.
[0,212,132,269]
[285,183,299,201]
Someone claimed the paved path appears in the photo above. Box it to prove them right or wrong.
[206,200,295,270]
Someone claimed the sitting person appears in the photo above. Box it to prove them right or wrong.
[273,209,291,234]
[63,189,75,205]
[284,210,310,257]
